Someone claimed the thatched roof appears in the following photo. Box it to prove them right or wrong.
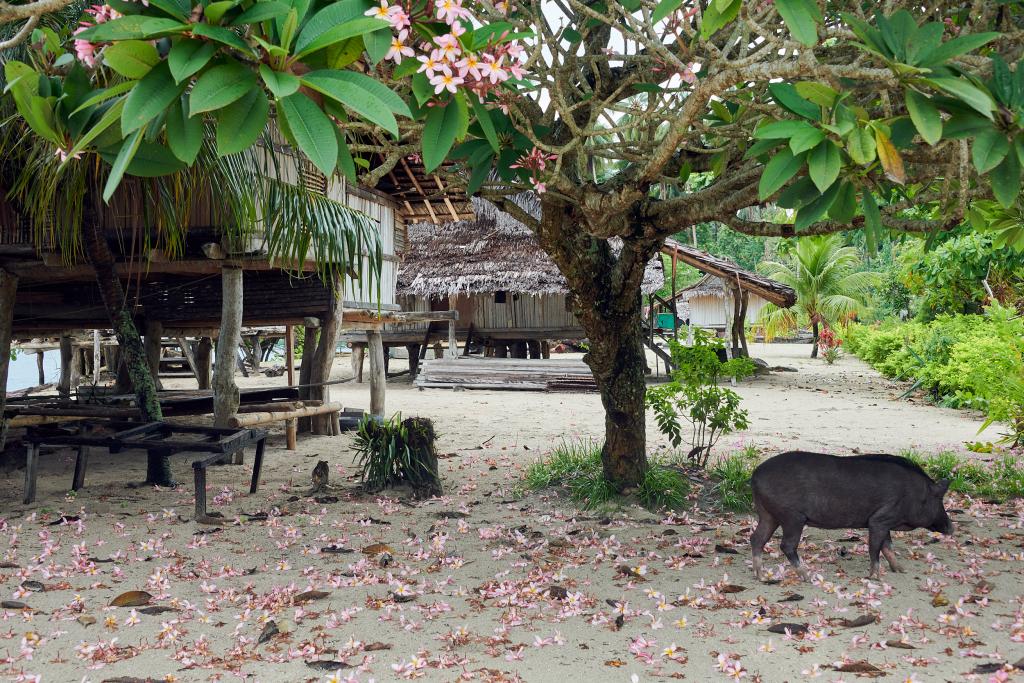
[662,238,797,307]
[398,196,664,297]
[677,274,733,301]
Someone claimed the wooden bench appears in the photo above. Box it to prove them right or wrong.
[20,421,267,521]
[228,401,342,450]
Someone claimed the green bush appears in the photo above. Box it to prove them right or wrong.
[904,450,1024,502]
[844,304,1024,443]
[708,446,760,512]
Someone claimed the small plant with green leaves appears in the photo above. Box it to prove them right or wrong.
[353,413,441,498]
[904,450,1024,502]
[646,330,756,468]
[523,440,689,511]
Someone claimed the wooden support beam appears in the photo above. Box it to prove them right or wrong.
[341,309,458,326]
[214,266,243,434]
[0,269,18,449]
[446,296,458,359]
[58,334,72,398]
[351,344,365,383]
[175,336,200,382]
[309,276,344,435]
[367,329,385,417]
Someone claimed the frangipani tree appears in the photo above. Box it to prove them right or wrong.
[3,0,1024,489]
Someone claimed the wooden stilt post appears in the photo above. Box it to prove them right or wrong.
[351,344,365,382]
[175,336,199,382]
[214,266,243,436]
[297,322,318,432]
[407,344,420,378]
[92,330,101,384]
[367,329,385,417]
[738,290,750,358]
[285,325,295,387]
[195,337,213,390]
[144,319,164,390]
[0,269,18,449]
[446,295,458,358]
[58,334,72,399]
[540,341,550,359]
[527,340,541,359]
[309,277,344,435]
[36,350,45,386]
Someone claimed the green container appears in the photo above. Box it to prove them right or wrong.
[656,312,677,330]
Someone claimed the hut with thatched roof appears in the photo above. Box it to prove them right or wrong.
[343,196,663,377]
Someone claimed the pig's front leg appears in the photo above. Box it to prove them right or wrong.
[867,524,890,579]
[880,532,904,573]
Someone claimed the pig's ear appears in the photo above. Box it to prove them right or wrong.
[932,479,950,496]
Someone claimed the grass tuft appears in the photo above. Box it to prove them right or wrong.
[708,445,760,512]
[523,440,690,511]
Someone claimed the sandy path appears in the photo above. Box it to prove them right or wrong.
[0,344,1019,683]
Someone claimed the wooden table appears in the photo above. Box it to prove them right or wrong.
[21,421,267,520]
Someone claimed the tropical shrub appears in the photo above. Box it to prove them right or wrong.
[646,330,755,468]
[846,304,1024,444]
[818,325,842,364]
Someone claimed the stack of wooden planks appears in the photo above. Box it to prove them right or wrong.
[415,357,597,392]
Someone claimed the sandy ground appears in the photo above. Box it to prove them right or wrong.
[0,344,1021,683]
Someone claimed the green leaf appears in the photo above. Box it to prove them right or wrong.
[422,101,463,172]
[4,62,61,144]
[231,0,289,25]
[972,129,1010,174]
[65,98,127,160]
[115,141,186,177]
[165,95,203,164]
[301,71,403,137]
[411,72,433,107]
[990,150,1021,208]
[769,82,820,121]
[103,127,144,202]
[363,28,391,65]
[794,81,838,108]
[204,0,235,23]
[259,65,300,98]
[102,40,159,79]
[861,191,881,254]
[652,0,683,23]
[808,140,841,193]
[777,176,819,209]
[145,0,190,20]
[471,98,500,152]
[168,39,218,83]
[295,1,387,56]
[754,119,817,140]
[788,125,825,155]
[191,24,252,52]
[216,85,269,156]
[122,61,185,134]
[336,128,356,182]
[828,181,857,223]
[700,0,740,39]
[904,89,942,145]
[918,32,999,67]
[76,16,186,41]
[758,147,803,200]
[743,137,783,160]
[277,92,337,175]
[846,126,876,165]
[794,181,840,231]
[775,0,820,47]
[189,62,257,115]
[561,27,582,43]
[926,77,994,119]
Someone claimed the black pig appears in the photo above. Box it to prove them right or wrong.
[750,451,954,580]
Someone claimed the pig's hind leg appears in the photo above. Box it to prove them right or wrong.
[779,519,811,581]
[750,508,780,581]
[880,532,904,573]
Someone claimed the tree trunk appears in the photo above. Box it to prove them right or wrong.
[297,325,318,433]
[811,320,819,358]
[583,305,649,491]
[81,216,169,485]
[214,266,243,427]
[533,199,657,491]
[195,337,213,390]
[144,319,164,390]
[0,269,18,450]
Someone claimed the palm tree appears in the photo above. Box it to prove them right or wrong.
[1,45,379,484]
[758,235,879,357]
